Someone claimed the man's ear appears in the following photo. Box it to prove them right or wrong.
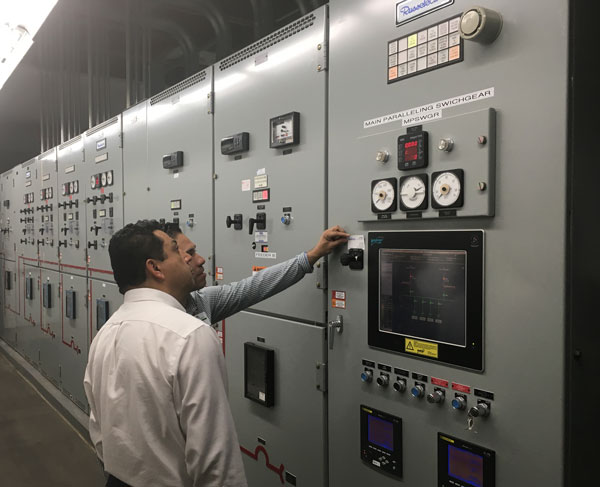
[146,258,164,280]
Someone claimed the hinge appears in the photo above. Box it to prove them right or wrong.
[317,40,328,72]
[316,362,328,392]
[207,91,214,115]
[315,258,327,289]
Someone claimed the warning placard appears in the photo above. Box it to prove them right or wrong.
[405,338,438,358]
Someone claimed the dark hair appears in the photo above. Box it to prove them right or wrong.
[162,221,182,238]
[109,220,166,294]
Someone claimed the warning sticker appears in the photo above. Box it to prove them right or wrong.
[405,338,438,358]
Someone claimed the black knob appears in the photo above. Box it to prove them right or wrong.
[340,249,364,270]
[108,193,113,203]
[248,212,266,234]
[226,214,243,230]
[37,239,44,246]
[88,241,98,250]
[61,227,68,235]
[58,240,67,247]
[90,225,101,236]
[100,194,107,203]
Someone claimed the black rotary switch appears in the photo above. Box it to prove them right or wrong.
[340,249,364,270]
[225,214,243,230]
[248,212,266,234]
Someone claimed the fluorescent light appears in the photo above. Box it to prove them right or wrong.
[0,0,59,90]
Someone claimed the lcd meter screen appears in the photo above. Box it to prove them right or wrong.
[379,249,466,347]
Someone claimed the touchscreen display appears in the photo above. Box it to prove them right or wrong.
[448,445,484,487]
[379,249,466,346]
[368,415,394,451]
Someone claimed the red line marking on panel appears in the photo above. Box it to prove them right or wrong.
[240,444,285,485]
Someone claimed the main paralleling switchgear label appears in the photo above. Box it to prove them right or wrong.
[396,0,454,26]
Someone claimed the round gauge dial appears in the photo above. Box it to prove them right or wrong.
[371,179,396,212]
[62,184,67,196]
[73,180,78,193]
[90,175,96,189]
[69,182,74,194]
[432,171,462,208]
[106,170,113,186]
[101,172,107,187]
[399,176,426,210]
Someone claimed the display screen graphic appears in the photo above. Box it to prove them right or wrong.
[448,445,484,487]
[404,141,418,161]
[379,249,466,346]
[368,415,394,451]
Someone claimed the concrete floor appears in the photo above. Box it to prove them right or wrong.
[0,351,106,487]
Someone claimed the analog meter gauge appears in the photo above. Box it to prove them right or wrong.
[106,170,113,186]
[399,174,428,211]
[101,172,107,187]
[69,182,74,194]
[431,169,464,209]
[90,175,97,189]
[371,178,398,213]
[270,111,300,148]
[73,180,79,193]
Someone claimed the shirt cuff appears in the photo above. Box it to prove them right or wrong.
[300,252,313,273]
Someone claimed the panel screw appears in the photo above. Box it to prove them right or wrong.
[317,44,322,50]
[477,135,487,145]
[317,64,322,71]
[478,182,487,191]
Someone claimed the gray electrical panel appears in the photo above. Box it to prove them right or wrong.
[17,158,39,264]
[84,116,123,283]
[124,70,214,276]
[88,278,122,344]
[0,170,17,261]
[20,264,41,362]
[2,259,18,347]
[226,312,328,487]
[37,148,59,270]
[39,269,61,388]
[59,273,89,412]
[57,136,87,276]
[326,1,568,486]
[213,6,329,323]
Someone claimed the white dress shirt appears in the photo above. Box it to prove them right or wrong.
[84,288,247,487]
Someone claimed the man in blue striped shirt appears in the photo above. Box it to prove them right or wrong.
[162,223,349,324]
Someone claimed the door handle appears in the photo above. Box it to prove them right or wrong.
[328,315,343,350]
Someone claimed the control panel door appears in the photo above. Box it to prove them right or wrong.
[39,269,61,387]
[139,70,214,276]
[226,312,328,487]
[38,148,59,271]
[59,273,89,412]
[20,264,41,362]
[2,259,18,346]
[88,278,122,344]
[0,170,17,260]
[84,116,123,283]
[16,158,40,263]
[213,7,328,323]
[57,136,87,277]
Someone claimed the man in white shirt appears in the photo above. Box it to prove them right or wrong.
[84,220,348,487]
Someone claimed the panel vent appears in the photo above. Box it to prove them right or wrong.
[21,158,36,168]
[39,148,55,160]
[150,70,207,105]
[86,116,119,136]
[58,135,82,151]
[219,13,316,71]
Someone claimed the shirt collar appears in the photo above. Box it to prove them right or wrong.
[124,288,187,313]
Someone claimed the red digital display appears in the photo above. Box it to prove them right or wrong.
[404,140,419,161]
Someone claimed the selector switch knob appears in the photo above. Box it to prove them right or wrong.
[438,138,454,152]
[393,378,407,393]
[375,150,390,163]
[452,396,467,410]
[427,389,445,404]
[468,402,491,418]
[376,374,389,388]
[411,384,425,399]
[459,6,503,44]
[360,370,373,383]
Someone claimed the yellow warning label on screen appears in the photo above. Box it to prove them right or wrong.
[405,338,438,358]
